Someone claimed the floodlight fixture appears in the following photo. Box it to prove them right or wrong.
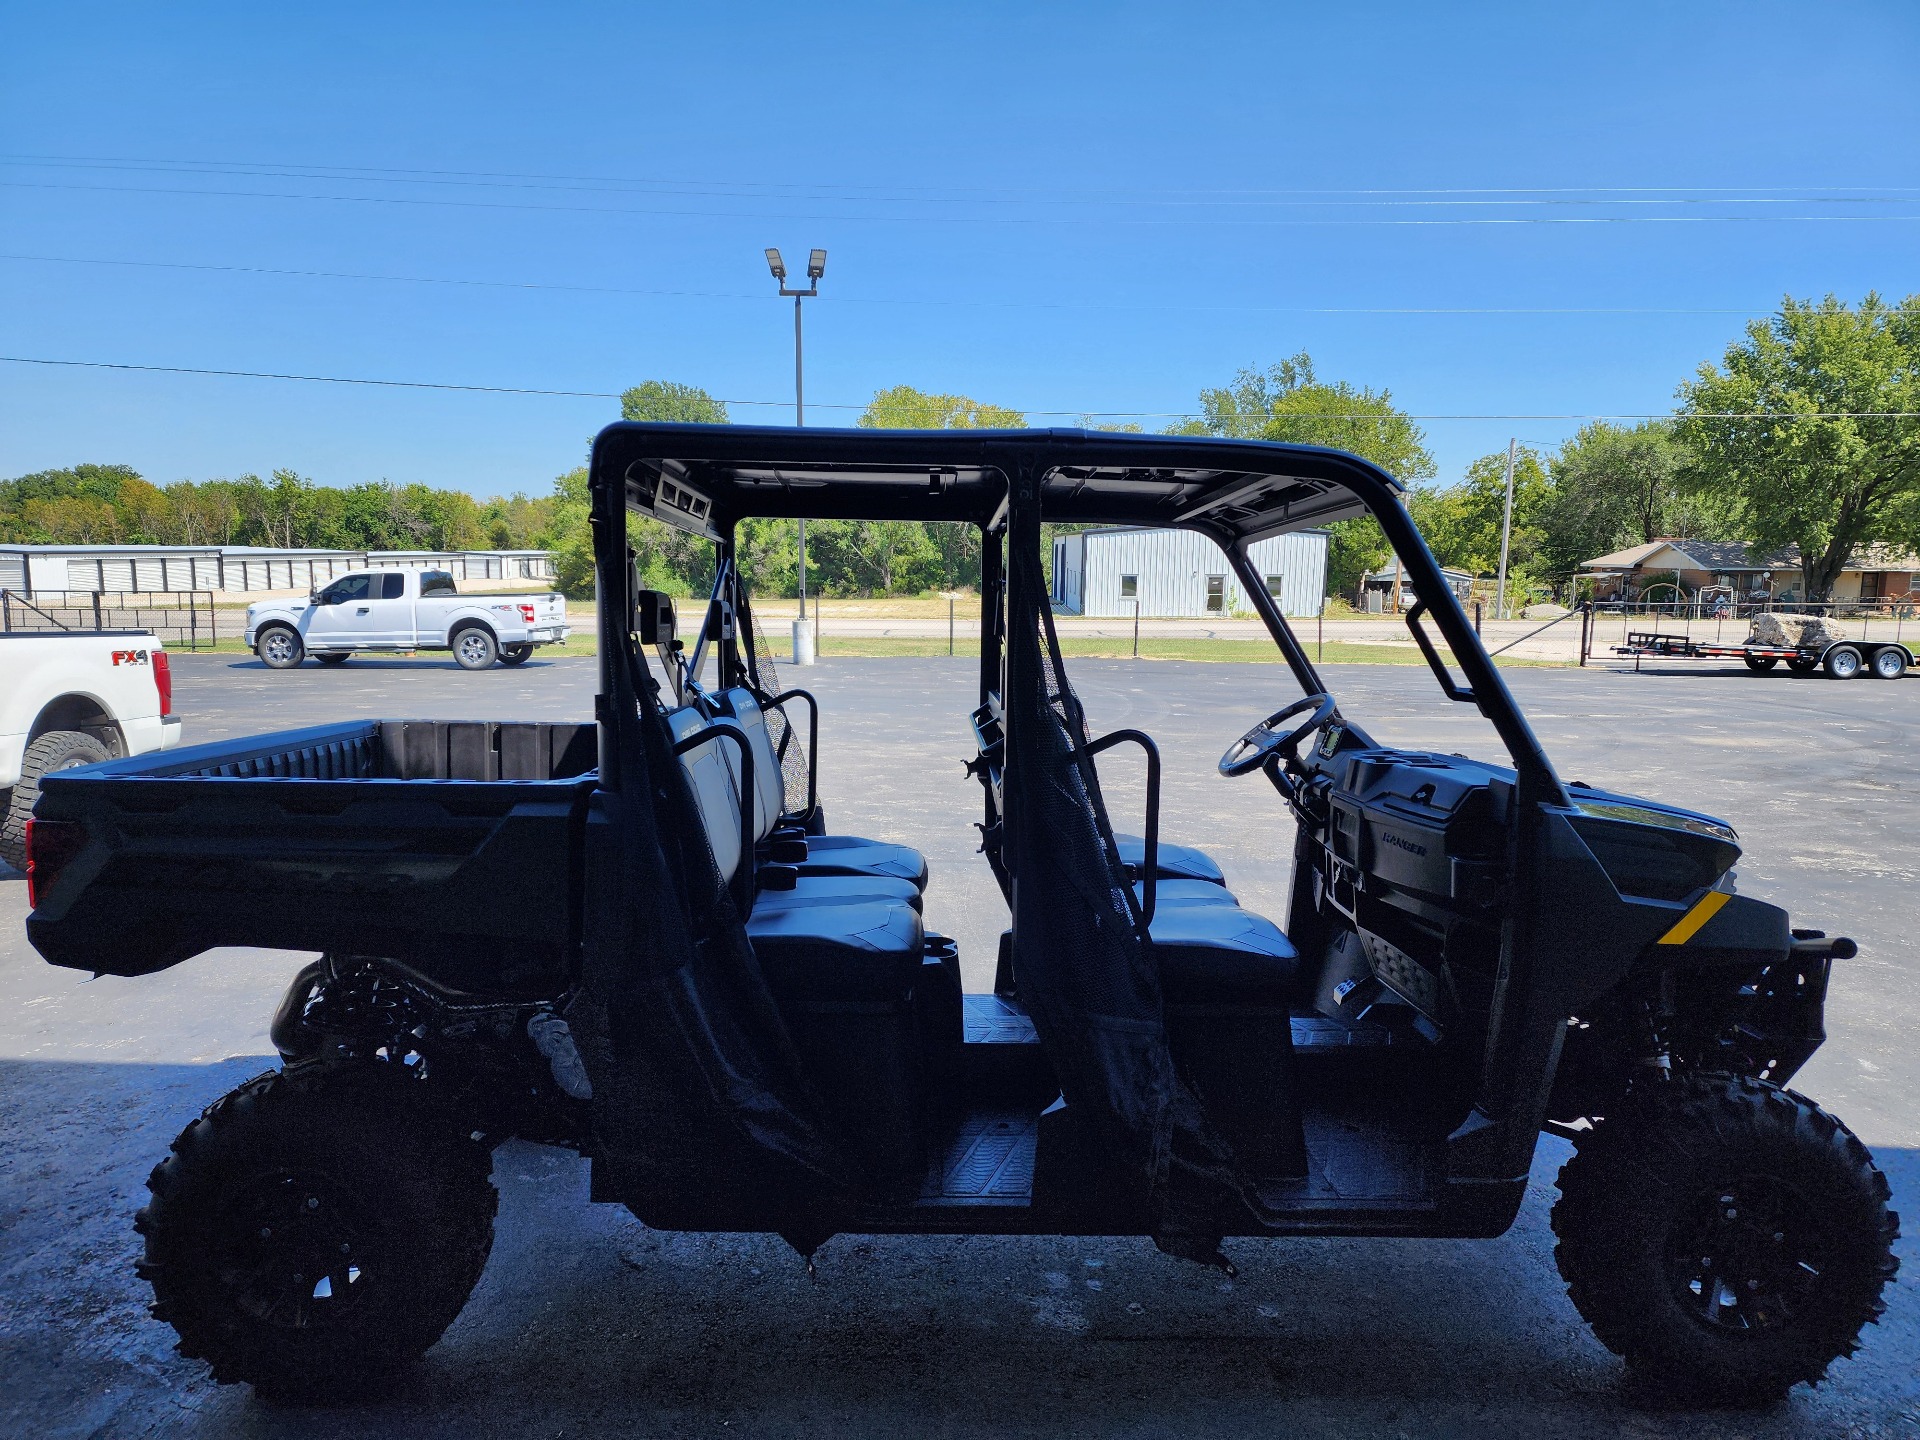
[764,248,787,281]
[807,248,827,281]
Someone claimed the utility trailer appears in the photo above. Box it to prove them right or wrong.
[1614,628,1912,679]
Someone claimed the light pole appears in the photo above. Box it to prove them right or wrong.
[1494,437,1517,621]
[766,246,826,665]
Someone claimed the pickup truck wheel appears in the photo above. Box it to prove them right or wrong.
[1743,654,1778,672]
[1787,655,1821,674]
[1553,1073,1898,1406]
[1869,647,1908,679]
[1823,645,1864,680]
[314,652,351,666]
[0,730,111,872]
[451,626,498,671]
[498,643,533,666]
[135,1062,497,1400]
[257,626,304,669]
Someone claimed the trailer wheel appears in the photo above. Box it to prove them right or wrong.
[0,729,111,872]
[1823,645,1864,680]
[135,1062,496,1400]
[498,643,533,666]
[1553,1073,1898,1405]
[451,625,498,671]
[1743,654,1778,672]
[1869,647,1908,680]
[256,626,304,669]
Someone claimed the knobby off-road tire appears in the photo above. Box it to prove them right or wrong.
[498,642,533,666]
[135,1062,497,1400]
[0,729,111,872]
[451,625,498,670]
[1552,1072,1898,1406]
[256,626,305,669]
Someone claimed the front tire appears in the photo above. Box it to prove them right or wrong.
[452,626,498,671]
[257,626,305,669]
[0,729,112,871]
[1823,645,1863,679]
[498,643,533,667]
[1553,1073,1898,1405]
[135,1063,497,1399]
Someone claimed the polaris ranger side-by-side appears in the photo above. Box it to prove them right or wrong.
[23,427,1897,1405]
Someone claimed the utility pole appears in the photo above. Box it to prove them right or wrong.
[1495,437,1517,621]
[766,247,826,663]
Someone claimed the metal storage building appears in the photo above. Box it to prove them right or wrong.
[0,544,554,597]
[1051,526,1328,618]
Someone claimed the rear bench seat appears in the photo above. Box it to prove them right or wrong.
[668,704,928,1185]
[716,688,931,890]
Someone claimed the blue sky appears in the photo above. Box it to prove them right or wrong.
[2,1,1917,498]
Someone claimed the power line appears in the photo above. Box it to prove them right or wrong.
[7,354,1920,423]
[7,157,1920,211]
[0,252,1761,316]
[6,151,1919,203]
[10,178,1920,228]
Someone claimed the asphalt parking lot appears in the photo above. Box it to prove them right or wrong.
[2,650,1916,1438]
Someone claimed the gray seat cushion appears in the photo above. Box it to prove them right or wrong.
[795,834,930,888]
[753,874,922,914]
[1149,905,1299,1006]
[1114,833,1225,885]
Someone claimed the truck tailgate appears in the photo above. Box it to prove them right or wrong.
[26,719,597,996]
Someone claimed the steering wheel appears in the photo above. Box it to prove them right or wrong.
[1218,693,1338,778]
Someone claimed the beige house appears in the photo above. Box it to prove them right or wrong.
[1579,539,1920,604]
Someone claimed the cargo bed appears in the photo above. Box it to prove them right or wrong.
[26,720,597,994]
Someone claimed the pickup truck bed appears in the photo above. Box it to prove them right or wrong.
[27,720,597,995]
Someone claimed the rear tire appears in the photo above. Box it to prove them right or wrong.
[1823,645,1863,679]
[314,652,351,666]
[135,1062,496,1400]
[1553,1073,1898,1406]
[1869,647,1908,680]
[1743,654,1778,672]
[451,626,498,671]
[257,626,304,669]
[0,729,112,872]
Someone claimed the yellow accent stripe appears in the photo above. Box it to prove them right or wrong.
[1657,888,1731,945]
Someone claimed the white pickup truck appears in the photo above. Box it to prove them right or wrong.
[243,568,570,671]
[0,631,181,870]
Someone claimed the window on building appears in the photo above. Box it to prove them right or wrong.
[1206,575,1226,613]
[1265,574,1285,597]
[1120,574,1138,598]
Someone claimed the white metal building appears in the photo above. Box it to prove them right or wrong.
[0,544,555,596]
[1051,526,1328,618]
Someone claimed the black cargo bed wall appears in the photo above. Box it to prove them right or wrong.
[374,721,597,782]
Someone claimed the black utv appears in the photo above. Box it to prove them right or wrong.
[23,426,1898,1405]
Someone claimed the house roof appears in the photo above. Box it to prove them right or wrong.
[1580,537,1920,575]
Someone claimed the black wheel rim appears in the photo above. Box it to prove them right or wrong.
[1666,1173,1828,1334]
[214,1172,382,1330]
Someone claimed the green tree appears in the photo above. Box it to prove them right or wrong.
[858,385,1025,431]
[620,380,730,424]
[1537,421,1710,582]
[1676,293,1920,601]
[1179,354,1436,599]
